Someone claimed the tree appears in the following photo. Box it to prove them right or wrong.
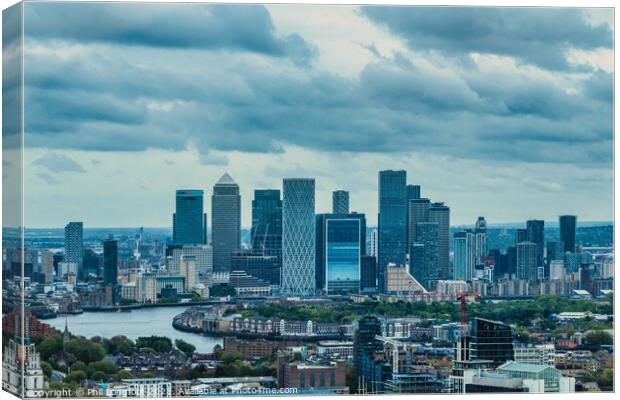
[90,371,107,382]
[175,339,196,355]
[597,368,613,389]
[70,361,87,372]
[136,336,172,353]
[104,336,136,355]
[37,335,63,360]
[87,360,117,377]
[114,370,134,381]
[586,330,613,345]
[64,370,87,384]
[65,337,106,363]
[41,361,52,378]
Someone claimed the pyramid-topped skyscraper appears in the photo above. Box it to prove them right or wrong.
[211,173,241,273]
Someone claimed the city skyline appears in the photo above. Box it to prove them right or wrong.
[13,172,612,230]
[1,3,612,228]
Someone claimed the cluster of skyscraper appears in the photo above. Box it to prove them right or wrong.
[169,170,452,296]
[453,215,578,285]
[172,174,371,296]
[62,169,582,298]
[378,170,450,292]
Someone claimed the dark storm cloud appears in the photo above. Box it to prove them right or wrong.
[3,2,23,148]
[24,2,316,66]
[582,70,614,104]
[23,46,612,166]
[361,7,612,71]
[22,5,612,167]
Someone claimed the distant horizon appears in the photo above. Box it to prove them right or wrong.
[14,220,614,231]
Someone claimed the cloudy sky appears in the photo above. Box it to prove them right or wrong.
[5,3,614,228]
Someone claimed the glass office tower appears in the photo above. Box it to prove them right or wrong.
[251,189,282,258]
[211,173,241,273]
[378,170,407,292]
[173,190,206,245]
[332,190,350,215]
[281,178,316,296]
[326,218,362,294]
[559,215,577,253]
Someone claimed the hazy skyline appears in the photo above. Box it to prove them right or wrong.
[3,3,613,227]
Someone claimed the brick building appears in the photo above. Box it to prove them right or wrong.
[277,356,347,393]
[222,337,277,359]
[2,310,59,338]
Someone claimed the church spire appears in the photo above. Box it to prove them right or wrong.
[63,315,70,347]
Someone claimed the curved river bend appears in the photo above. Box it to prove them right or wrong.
[47,306,222,353]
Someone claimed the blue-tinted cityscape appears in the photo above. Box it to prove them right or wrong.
[2,2,613,399]
[2,170,614,397]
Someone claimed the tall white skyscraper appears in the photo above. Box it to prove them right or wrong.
[369,228,378,257]
[281,178,316,296]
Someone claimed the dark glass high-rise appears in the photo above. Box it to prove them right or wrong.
[559,215,577,253]
[378,170,407,292]
[173,190,206,245]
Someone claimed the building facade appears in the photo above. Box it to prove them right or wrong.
[410,222,439,290]
[332,190,349,215]
[559,215,577,253]
[316,213,366,293]
[429,203,450,280]
[211,173,241,273]
[64,221,84,278]
[526,220,545,270]
[251,189,282,259]
[103,236,118,286]
[516,242,538,281]
[378,170,407,292]
[173,190,206,245]
[282,178,316,296]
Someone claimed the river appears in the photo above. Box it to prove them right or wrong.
[46,306,222,353]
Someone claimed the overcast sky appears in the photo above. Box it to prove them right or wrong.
[5,3,614,228]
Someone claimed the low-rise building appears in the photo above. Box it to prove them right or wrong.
[222,337,277,359]
[316,341,354,359]
[466,372,527,393]
[386,264,427,294]
[117,378,172,398]
[276,356,347,394]
[496,361,574,393]
[513,344,555,366]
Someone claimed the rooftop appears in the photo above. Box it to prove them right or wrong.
[497,361,551,373]
[215,172,237,185]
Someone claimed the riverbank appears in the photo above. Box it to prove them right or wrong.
[172,311,349,342]
[47,306,222,353]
